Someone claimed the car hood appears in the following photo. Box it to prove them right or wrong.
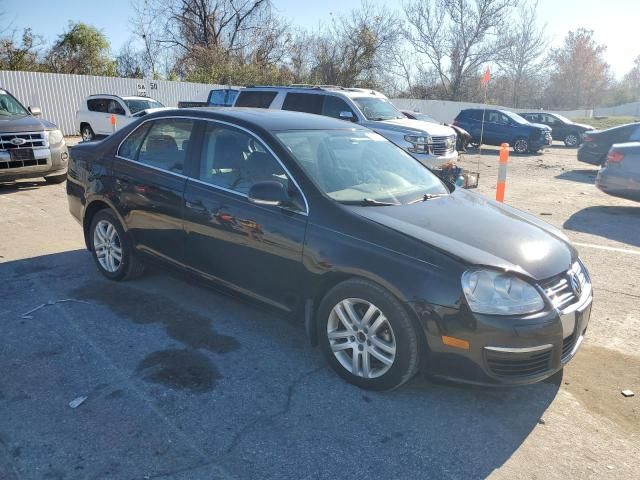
[361,118,456,136]
[572,122,594,131]
[0,114,54,132]
[349,189,576,281]
[529,122,552,131]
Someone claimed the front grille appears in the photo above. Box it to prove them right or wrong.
[485,348,552,378]
[540,262,588,311]
[562,333,577,362]
[0,132,46,151]
[0,157,47,169]
[430,135,456,157]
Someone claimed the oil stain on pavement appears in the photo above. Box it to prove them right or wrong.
[136,349,220,392]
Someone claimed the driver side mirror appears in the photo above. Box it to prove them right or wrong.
[248,181,291,207]
[28,106,41,117]
[339,111,356,122]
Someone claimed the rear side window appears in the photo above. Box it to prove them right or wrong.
[282,93,323,114]
[118,123,151,160]
[87,98,108,112]
[629,125,640,141]
[234,91,277,108]
[136,118,195,174]
[523,113,539,123]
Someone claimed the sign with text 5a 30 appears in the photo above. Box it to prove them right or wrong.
[136,83,148,96]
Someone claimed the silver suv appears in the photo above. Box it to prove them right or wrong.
[0,88,68,184]
[232,86,458,169]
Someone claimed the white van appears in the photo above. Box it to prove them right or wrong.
[76,94,169,141]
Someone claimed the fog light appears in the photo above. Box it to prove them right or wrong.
[442,335,470,350]
[61,152,68,162]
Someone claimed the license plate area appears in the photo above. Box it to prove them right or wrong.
[9,148,35,162]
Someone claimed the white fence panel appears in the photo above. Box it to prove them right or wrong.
[0,70,222,135]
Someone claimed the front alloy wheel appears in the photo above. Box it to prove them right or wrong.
[327,299,397,379]
[513,138,529,154]
[319,279,420,390]
[564,133,579,147]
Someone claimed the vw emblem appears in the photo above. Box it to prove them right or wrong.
[10,137,26,146]
[569,272,582,297]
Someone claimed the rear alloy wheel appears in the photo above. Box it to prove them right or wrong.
[319,279,420,390]
[89,209,144,281]
[513,137,529,154]
[81,124,95,142]
[564,132,579,147]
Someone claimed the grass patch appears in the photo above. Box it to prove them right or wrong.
[571,116,639,130]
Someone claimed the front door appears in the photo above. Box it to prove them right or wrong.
[111,117,196,265]
[183,121,308,311]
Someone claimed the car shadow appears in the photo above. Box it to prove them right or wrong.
[0,179,50,194]
[555,169,599,184]
[1,249,560,479]
[564,205,640,247]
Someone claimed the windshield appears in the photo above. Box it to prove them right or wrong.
[503,110,529,125]
[124,98,164,114]
[0,89,29,117]
[276,129,448,205]
[353,97,404,121]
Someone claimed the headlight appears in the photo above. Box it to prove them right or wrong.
[404,134,431,154]
[461,269,544,315]
[48,129,64,146]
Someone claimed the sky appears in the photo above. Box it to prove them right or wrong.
[2,0,639,79]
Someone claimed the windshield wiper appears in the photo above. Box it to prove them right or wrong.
[359,198,400,206]
[407,193,447,204]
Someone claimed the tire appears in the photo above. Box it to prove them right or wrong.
[44,173,66,184]
[89,209,145,281]
[564,132,580,148]
[80,124,95,142]
[317,279,420,391]
[513,137,529,154]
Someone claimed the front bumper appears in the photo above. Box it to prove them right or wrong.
[410,149,459,169]
[411,270,593,386]
[0,143,68,182]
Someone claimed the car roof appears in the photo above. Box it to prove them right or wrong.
[239,85,386,99]
[87,94,156,101]
[149,107,370,132]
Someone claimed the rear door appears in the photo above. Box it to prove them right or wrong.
[183,120,308,310]
[112,117,197,265]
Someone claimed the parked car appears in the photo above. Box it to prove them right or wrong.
[401,109,472,152]
[578,122,640,165]
[454,108,552,154]
[178,87,240,108]
[520,112,594,147]
[232,85,458,170]
[76,94,169,141]
[67,108,592,390]
[0,87,68,184]
[595,143,640,201]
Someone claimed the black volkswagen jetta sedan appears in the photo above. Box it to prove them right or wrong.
[67,108,592,390]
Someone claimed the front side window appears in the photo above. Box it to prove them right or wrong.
[107,99,126,115]
[0,90,29,117]
[234,91,277,108]
[282,93,324,115]
[124,98,164,114]
[352,97,403,121]
[276,129,447,205]
[503,111,528,125]
[136,118,195,174]
[322,96,355,120]
[198,123,289,195]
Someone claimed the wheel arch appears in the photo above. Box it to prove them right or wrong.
[82,199,127,251]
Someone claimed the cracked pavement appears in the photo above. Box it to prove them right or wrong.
[0,142,638,479]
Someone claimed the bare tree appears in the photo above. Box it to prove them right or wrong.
[130,0,164,77]
[403,0,518,100]
[496,0,547,107]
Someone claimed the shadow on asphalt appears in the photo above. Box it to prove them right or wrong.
[555,169,598,184]
[564,205,640,247]
[1,250,560,479]
[0,179,50,194]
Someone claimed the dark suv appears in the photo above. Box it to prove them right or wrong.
[454,109,552,154]
[520,112,593,147]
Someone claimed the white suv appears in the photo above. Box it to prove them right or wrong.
[76,94,168,141]
[232,86,458,168]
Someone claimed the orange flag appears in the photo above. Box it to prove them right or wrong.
[480,66,491,86]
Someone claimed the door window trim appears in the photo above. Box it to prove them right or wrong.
[115,115,309,216]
